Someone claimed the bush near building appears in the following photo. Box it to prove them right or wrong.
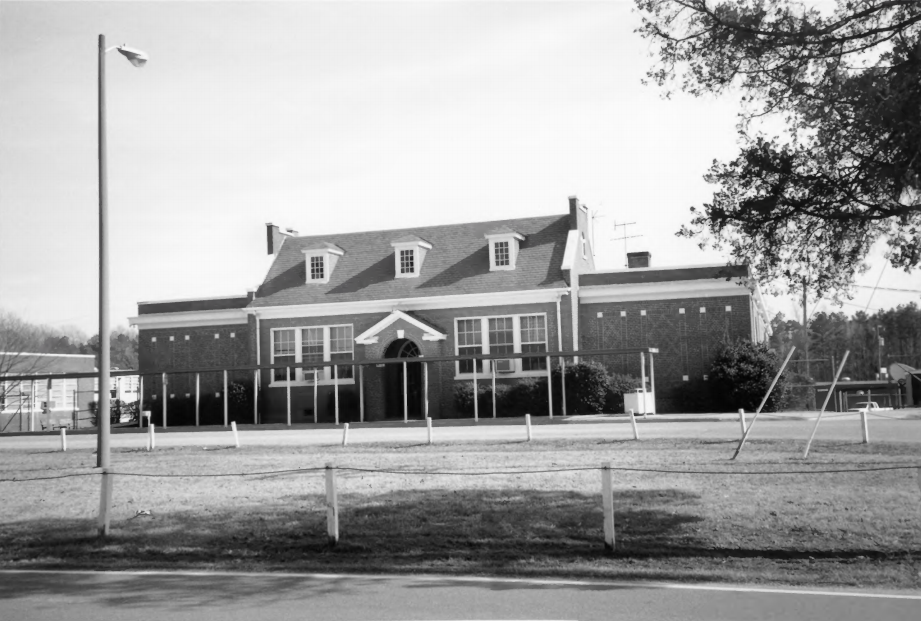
[709,339,789,413]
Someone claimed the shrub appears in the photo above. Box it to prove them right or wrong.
[604,373,641,413]
[709,339,789,412]
[557,361,610,414]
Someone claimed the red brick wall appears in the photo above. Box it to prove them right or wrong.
[579,295,754,413]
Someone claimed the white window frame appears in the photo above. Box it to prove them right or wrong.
[269,324,355,387]
[453,313,548,379]
[398,248,416,276]
[485,232,524,271]
[391,240,430,279]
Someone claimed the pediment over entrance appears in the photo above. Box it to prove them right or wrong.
[354,310,447,345]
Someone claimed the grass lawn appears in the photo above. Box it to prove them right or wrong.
[1,436,919,590]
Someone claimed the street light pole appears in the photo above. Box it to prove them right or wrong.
[97,33,111,469]
[96,34,147,469]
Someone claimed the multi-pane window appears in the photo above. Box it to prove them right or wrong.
[457,318,483,374]
[270,325,354,384]
[488,317,514,372]
[520,315,547,371]
[494,241,510,266]
[399,249,415,274]
[329,326,354,379]
[273,329,296,381]
[309,255,325,280]
[455,314,548,376]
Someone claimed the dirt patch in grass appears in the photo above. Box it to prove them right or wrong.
[0,437,919,589]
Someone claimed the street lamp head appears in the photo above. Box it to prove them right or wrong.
[117,45,148,67]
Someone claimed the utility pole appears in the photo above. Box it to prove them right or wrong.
[802,282,810,380]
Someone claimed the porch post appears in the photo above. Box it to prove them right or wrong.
[286,366,291,427]
[403,361,408,423]
[253,369,259,425]
[162,372,167,429]
[649,351,655,415]
[491,361,497,418]
[195,372,200,427]
[313,369,318,424]
[359,365,365,422]
[472,359,478,422]
[334,363,340,425]
[560,356,567,416]
[29,380,34,432]
[222,369,228,427]
[640,353,647,416]
[546,355,553,418]
[138,375,144,428]
[423,362,429,419]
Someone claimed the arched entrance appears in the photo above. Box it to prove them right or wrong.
[384,338,423,419]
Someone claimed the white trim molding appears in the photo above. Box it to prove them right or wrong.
[579,279,752,303]
[560,229,579,271]
[355,310,447,345]
[129,309,248,330]
[248,288,570,320]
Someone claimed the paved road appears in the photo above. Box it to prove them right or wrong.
[0,570,918,621]
[0,414,917,451]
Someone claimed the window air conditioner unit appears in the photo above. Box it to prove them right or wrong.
[495,359,514,373]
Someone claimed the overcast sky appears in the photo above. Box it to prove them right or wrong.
[1,0,917,337]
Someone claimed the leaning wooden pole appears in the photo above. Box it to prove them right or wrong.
[732,346,796,460]
[803,350,850,459]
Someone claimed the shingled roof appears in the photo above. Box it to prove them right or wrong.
[251,214,570,307]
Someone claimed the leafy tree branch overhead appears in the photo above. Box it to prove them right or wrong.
[635,0,921,298]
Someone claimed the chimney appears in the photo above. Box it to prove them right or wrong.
[568,196,579,230]
[266,223,298,255]
[627,251,651,269]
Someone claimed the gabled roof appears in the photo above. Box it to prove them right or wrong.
[252,214,570,308]
[354,310,447,344]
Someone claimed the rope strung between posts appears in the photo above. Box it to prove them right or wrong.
[2,463,919,483]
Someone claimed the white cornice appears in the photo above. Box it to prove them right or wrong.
[355,310,447,344]
[129,309,248,330]
[249,288,570,320]
[579,279,751,303]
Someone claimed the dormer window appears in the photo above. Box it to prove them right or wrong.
[485,227,525,271]
[301,242,344,284]
[391,235,432,279]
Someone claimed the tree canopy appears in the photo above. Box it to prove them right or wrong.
[635,0,921,298]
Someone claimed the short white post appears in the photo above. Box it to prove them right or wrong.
[426,416,433,445]
[560,357,567,416]
[341,422,349,446]
[738,408,746,436]
[359,365,365,422]
[222,370,228,427]
[231,420,240,448]
[546,355,553,418]
[253,369,259,425]
[162,372,167,429]
[491,362,497,419]
[195,373,200,427]
[98,468,114,537]
[325,463,339,547]
[861,409,869,444]
[286,366,292,426]
[601,462,615,551]
[334,363,340,425]
[525,413,532,442]
[472,361,479,422]
[403,361,409,423]
[628,408,639,440]
[147,422,155,451]
[60,427,67,452]
[138,376,144,428]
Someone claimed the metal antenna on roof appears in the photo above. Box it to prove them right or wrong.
[611,220,643,267]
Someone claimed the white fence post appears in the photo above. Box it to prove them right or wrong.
[138,376,144,428]
[525,413,532,442]
[403,361,409,423]
[561,357,567,417]
[98,468,114,537]
[601,462,615,551]
[472,361,479,423]
[492,362,497,419]
[286,366,292,427]
[628,408,639,441]
[325,463,339,547]
[147,422,155,451]
[253,369,259,425]
[359,365,365,423]
[334,364,340,426]
[427,417,433,445]
[342,422,349,446]
[546,355,553,418]
[231,420,240,448]
[640,352,647,419]
[861,409,869,444]
[195,373,200,427]
[60,428,67,452]
[423,362,429,420]
[738,408,746,436]
[162,373,167,429]
[313,369,318,424]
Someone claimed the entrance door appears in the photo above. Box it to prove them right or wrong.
[384,338,423,419]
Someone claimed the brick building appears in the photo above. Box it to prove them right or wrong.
[130,197,770,420]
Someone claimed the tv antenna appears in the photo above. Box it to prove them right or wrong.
[611,221,643,267]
